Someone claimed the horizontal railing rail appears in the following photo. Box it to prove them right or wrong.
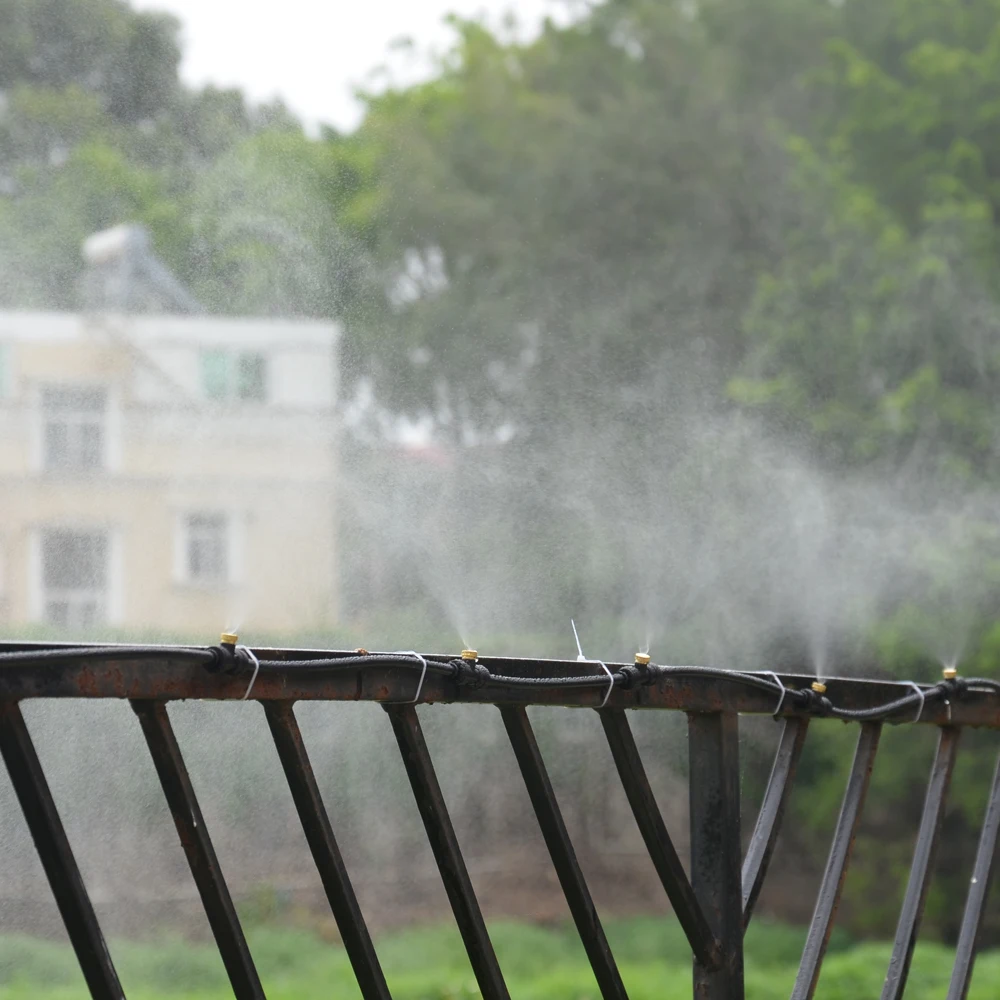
[1,639,998,1000]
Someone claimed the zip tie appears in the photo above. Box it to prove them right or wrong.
[569,620,613,706]
[763,671,788,718]
[594,660,615,707]
[401,650,429,705]
[239,646,260,701]
[905,682,925,723]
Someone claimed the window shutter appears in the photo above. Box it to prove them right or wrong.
[201,350,230,400]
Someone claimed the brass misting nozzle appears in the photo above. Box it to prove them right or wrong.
[943,666,958,680]
[461,649,479,661]
[220,632,238,648]
[635,652,651,666]
[811,681,827,695]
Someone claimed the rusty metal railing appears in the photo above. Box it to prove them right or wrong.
[2,640,1000,1000]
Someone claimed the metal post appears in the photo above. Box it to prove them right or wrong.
[386,704,510,1000]
[881,725,960,1000]
[948,749,1000,1000]
[264,702,391,1000]
[599,708,718,967]
[688,712,743,999]
[792,722,881,1000]
[131,700,264,1000]
[742,717,809,928]
[501,706,628,1000]
[0,702,124,1000]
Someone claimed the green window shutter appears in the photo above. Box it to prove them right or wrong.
[236,352,267,402]
[201,349,230,400]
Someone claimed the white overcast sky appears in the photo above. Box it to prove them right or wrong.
[133,0,574,132]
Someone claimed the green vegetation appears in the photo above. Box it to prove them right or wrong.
[2,916,999,1000]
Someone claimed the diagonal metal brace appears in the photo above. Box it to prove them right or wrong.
[597,708,721,969]
[742,717,810,928]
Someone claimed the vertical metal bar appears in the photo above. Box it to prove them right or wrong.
[263,702,391,1000]
[500,706,628,1000]
[791,722,881,1000]
[688,712,743,1000]
[881,725,960,1000]
[598,708,719,968]
[130,700,264,1000]
[385,704,510,1000]
[0,701,124,1000]
[947,749,1000,1000]
[742,717,810,928]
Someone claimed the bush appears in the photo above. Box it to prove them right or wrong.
[2,918,1000,1000]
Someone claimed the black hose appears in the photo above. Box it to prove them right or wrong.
[0,645,216,665]
[0,644,994,723]
[481,672,625,688]
[253,654,455,673]
[827,691,933,722]
[650,664,788,697]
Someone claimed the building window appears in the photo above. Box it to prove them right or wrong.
[183,513,228,584]
[236,353,266,401]
[41,530,107,628]
[41,385,106,472]
[200,350,267,403]
[201,350,229,400]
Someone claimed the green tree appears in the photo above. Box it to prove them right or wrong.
[0,0,181,122]
[731,147,1000,481]
[184,129,363,317]
[344,5,797,435]
[0,0,336,311]
[730,0,1000,484]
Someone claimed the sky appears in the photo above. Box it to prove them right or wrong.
[133,0,573,132]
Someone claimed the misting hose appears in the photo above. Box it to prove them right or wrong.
[0,644,996,721]
[249,649,1000,720]
[0,645,216,665]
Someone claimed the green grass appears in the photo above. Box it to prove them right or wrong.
[1,917,999,999]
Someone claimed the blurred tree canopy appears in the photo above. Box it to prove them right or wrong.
[0,0,309,308]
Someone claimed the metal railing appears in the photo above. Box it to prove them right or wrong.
[2,639,1000,1000]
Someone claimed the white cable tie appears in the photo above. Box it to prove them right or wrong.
[905,682,926,723]
[401,650,429,705]
[568,621,613,706]
[593,660,615,708]
[571,619,586,661]
[238,645,260,701]
[763,671,788,718]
